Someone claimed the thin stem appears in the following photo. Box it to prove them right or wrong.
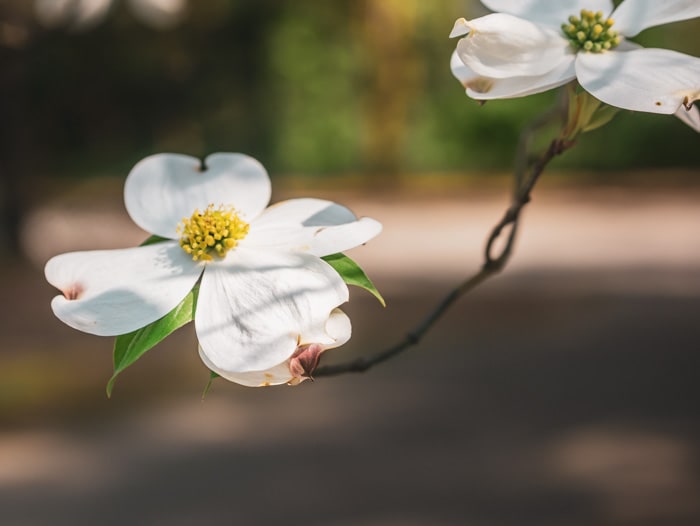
[315,270,493,376]
[513,97,565,193]
[484,136,574,270]
[315,110,574,379]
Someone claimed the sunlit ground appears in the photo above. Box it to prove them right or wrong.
[1,174,699,525]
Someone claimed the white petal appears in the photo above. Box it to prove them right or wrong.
[612,0,700,38]
[200,354,293,388]
[196,248,349,375]
[481,0,613,29]
[124,152,271,239]
[320,307,352,348]
[576,48,700,115]
[456,14,572,79]
[674,104,700,132]
[449,18,470,38]
[454,51,575,100]
[451,48,479,84]
[45,242,202,336]
[244,198,382,257]
[452,48,574,101]
[199,308,351,387]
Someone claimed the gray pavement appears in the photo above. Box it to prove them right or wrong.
[2,184,699,525]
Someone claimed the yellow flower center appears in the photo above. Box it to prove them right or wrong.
[177,204,249,261]
[562,9,620,53]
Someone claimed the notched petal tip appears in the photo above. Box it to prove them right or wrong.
[62,283,84,300]
[464,77,494,94]
[674,102,700,132]
[683,95,697,111]
[450,17,470,38]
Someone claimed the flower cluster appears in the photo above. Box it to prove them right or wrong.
[560,9,619,53]
[177,204,249,261]
[450,0,700,131]
[45,153,382,387]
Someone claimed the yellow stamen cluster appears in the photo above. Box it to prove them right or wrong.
[562,10,620,53]
[177,204,249,261]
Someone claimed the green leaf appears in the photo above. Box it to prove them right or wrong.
[106,285,199,397]
[322,253,385,307]
[582,104,620,133]
[202,371,220,400]
[140,235,170,246]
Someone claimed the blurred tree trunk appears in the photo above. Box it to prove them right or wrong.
[0,5,33,259]
[357,0,422,184]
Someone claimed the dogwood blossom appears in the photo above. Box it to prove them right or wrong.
[450,0,700,131]
[34,0,187,31]
[45,153,382,386]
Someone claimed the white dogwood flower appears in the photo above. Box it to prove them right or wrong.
[450,0,700,131]
[34,0,187,31]
[45,153,382,386]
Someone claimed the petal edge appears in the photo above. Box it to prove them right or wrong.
[196,248,349,374]
[576,48,700,115]
[45,242,202,336]
[124,152,272,239]
[245,198,382,257]
[456,14,572,79]
[612,0,700,37]
[200,308,351,387]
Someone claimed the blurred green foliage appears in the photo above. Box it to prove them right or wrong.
[1,0,699,181]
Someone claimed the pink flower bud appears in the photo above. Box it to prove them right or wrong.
[288,343,325,385]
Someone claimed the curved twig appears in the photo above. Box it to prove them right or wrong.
[315,111,574,379]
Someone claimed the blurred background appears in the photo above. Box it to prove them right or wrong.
[1,1,699,525]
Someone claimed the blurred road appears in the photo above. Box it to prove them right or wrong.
[1,181,699,525]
